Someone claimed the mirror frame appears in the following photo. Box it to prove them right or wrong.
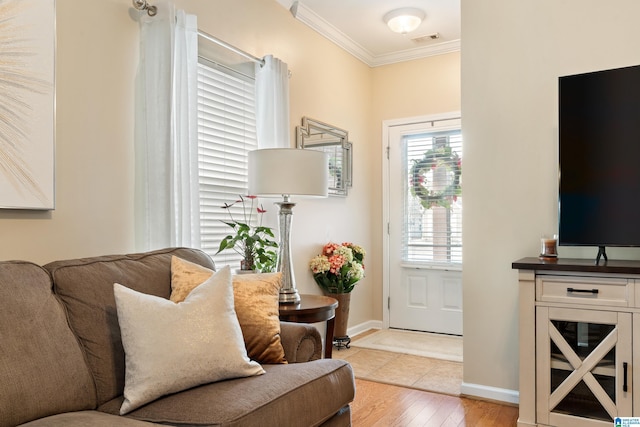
[296,117,352,196]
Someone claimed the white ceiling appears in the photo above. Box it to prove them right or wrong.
[275,0,460,67]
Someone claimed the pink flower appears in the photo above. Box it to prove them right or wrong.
[323,243,339,257]
[328,254,345,273]
[246,195,257,199]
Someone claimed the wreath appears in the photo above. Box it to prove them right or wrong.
[410,146,461,209]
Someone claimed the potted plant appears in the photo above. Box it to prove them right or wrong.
[309,242,365,348]
[216,195,278,273]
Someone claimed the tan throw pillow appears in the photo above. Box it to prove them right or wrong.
[232,272,287,364]
[170,256,287,364]
[170,255,213,303]
[114,266,264,415]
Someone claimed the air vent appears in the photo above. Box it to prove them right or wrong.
[411,33,440,43]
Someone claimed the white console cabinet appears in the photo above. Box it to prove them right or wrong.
[514,258,640,427]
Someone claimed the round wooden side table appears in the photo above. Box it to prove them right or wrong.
[279,294,338,359]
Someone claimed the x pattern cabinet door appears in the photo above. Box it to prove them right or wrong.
[536,307,632,427]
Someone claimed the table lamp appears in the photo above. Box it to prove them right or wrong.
[249,148,328,303]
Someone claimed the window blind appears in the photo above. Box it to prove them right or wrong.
[197,58,257,268]
[402,129,463,266]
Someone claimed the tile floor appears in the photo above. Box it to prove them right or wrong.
[332,341,463,396]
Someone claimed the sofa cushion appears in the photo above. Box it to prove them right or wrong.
[17,411,157,427]
[170,256,286,364]
[114,266,264,414]
[98,359,355,427]
[0,261,96,427]
[44,247,215,405]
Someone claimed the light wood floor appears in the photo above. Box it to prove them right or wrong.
[351,379,518,426]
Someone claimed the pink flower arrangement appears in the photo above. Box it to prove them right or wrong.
[309,242,365,294]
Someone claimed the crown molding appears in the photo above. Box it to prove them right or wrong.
[274,0,295,9]
[368,40,461,67]
[284,2,460,67]
[291,2,375,65]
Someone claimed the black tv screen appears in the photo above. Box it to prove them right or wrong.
[559,64,640,248]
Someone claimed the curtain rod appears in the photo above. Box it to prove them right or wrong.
[131,1,265,66]
[197,30,265,67]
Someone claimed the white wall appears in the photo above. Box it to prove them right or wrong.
[462,0,640,397]
[371,53,461,320]
[0,0,378,329]
[0,0,139,262]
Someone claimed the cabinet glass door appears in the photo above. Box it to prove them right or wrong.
[537,307,632,426]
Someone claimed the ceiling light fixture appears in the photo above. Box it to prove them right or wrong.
[383,8,425,35]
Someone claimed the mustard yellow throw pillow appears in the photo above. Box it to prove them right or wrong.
[170,256,287,364]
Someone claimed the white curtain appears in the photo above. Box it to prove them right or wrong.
[134,3,200,250]
[255,55,290,149]
[171,11,200,247]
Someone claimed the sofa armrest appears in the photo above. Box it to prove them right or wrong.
[280,321,322,362]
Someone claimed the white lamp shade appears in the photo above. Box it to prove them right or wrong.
[248,149,329,197]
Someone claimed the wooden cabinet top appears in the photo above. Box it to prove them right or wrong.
[512,257,640,275]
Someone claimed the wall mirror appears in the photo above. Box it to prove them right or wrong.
[296,117,352,196]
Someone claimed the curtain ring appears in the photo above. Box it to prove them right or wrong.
[132,0,157,17]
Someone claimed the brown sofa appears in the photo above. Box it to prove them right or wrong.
[0,247,355,426]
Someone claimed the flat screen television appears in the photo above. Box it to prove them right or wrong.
[558,64,640,262]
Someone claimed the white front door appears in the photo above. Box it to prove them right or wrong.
[384,115,463,335]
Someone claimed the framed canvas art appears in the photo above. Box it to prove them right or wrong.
[0,0,55,210]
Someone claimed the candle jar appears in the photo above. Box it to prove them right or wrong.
[540,235,558,258]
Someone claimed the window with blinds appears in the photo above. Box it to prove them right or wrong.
[197,58,257,268]
[403,129,462,266]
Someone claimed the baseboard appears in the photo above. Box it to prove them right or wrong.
[460,382,519,404]
[348,320,382,338]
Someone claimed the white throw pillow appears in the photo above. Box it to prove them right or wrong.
[113,266,264,415]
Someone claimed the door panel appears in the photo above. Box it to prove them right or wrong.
[390,267,462,334]
[407,275,428,307]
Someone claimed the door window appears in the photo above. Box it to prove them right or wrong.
[402,130,462,266]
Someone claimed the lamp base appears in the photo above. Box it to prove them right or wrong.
[275,198,300,305]
[279,288,300,304]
